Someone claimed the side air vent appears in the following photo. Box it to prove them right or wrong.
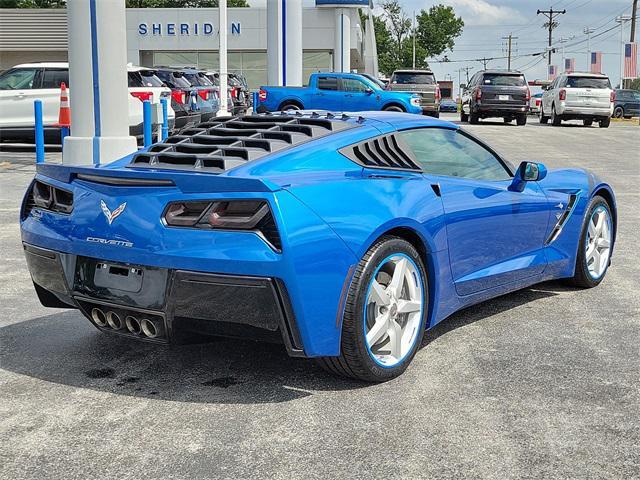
[339,134,422,171]
[545,193,580,245]
[128,113,358,174]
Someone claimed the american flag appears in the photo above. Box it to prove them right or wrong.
[548,64,558,80]
[624,43,638,79]
[590,51,602,74]
[564,58,575,73]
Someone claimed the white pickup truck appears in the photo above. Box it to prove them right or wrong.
[0,62,176,143]
[539,72,613,128]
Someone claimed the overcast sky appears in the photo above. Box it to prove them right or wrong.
[387,0,635,90]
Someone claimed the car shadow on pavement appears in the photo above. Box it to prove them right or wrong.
[0,281,567,404]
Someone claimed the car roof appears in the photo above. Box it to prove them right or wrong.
[480,69,523,75]
[392,70,434,74]
[564,71,608,77]
[12,62,153,73]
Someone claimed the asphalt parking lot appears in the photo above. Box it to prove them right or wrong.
[1,113,639,479]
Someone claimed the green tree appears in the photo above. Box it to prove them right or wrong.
[629,78,640,91]
[371,1,463,76]
[415,5,464,58]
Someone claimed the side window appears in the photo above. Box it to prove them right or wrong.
[400,128,512,181]
[317,76,338,91]
[341,78,369,92]
[0,68,39,90]
[42,69,69,89]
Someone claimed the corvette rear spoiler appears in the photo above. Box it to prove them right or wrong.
[36,163,280,193]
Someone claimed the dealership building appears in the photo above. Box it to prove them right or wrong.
[0,1,378,89]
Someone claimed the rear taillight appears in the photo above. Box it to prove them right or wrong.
[25,180,73,218]
[258,89,267,101]
[171,90,185,104]
[535,99,541,106]
[525,88,531,101]
[435,86,441,101]
[130,91,153,102]
[610,91,616,102]
[559,89,566,101]
[475,88,482,101]
[231,87,239,100]
[163,200,282,251]
[197,90,209,101]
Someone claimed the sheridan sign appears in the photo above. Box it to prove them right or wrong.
[138,22,241,36]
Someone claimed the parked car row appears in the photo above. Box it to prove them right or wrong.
[460,69,620,128]
[0,63,251,144]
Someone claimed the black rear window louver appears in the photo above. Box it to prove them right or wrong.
[129,112,358,173]
[340,134,421,172]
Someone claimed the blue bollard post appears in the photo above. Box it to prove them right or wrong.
[161,98,169,141]
[60,126,69,148]
[34,100,45,164]
[252,91,258,113]
[143,100,152,148]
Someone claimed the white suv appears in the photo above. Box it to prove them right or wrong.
[539,72,613,128]
[0,62,175,143]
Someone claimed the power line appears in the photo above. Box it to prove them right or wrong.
[537,7,567,65]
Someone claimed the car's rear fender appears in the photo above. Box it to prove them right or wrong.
[20,173,357,357]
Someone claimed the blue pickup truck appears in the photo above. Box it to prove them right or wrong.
[256,72,423,114]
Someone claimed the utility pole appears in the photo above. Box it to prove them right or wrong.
[537,7,566,65]
[412,10,416,69]
[480,57,489,69]
[632,0,638,43]
[502,33,518,70]
[584,26,595,70]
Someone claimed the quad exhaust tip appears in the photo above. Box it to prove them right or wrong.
[106,311,124,330]
[140,318,159,338]
[91,308,107,327]
[125,315,141,335]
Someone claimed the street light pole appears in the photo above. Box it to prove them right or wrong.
[584,27,595,71]
[217,0,229,116]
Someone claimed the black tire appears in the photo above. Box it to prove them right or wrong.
[539,104,549,124]
[460,109,469,122]
[432,111,440,118]
[469,112,479,124]
[317,236,428,382]
[599,117,611,128]
[567,196,613,288]
[551,104,562,126]
[613,106,624,118]
[279,102,301,111]
[383,104,405,112]
[516,114,527,126]
[583,119,593,127]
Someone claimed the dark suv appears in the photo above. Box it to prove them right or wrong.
[613,89,640,118]
[461,70,530,125]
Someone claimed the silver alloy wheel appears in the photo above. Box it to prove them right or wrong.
[586,206,612,279]
[364,254,423,367]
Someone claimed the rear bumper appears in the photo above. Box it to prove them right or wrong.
[23,243,304,355]
[473,103,528,115]
[558,105,612,118]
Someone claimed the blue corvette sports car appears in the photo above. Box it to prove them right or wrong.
[21,112,616,382]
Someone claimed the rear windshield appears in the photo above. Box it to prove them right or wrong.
[183,72,214,87]
[156,70,192,88]
[566,76,611,89]
[481,74,526,86]
[391,72,436,85]
[128,71,164,88]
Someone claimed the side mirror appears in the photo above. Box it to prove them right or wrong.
[509,161,547,192]
[460,84,467,90]
[365,88,374,95]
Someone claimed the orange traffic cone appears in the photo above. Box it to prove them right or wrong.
[57,82,71,128]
